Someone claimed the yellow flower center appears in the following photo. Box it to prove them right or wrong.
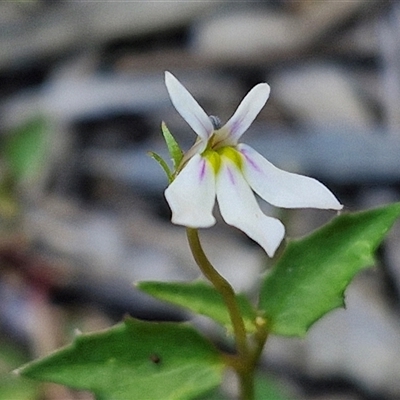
[202,149,221,173]
[203,146,243,174]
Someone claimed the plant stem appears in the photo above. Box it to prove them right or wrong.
[186,228,253,398]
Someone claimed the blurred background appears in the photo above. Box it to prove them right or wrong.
[1,1,400,399]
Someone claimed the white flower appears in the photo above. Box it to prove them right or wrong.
[164,71,342,257]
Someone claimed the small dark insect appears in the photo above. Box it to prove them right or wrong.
[209,115,222,130]
[150,354,161,364]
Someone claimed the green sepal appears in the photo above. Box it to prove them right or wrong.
[137,280,257,333]
[259,203,400,337]
[17,318,225,400]
[161,121,183,170]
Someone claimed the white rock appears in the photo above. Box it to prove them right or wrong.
[194,11,294,62]
[193,1,370,63]
[269,63,374,129]
[0,2,217,69]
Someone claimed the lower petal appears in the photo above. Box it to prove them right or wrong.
[165,154,216,228]
[239,144,343,210]
[216,158,285,257]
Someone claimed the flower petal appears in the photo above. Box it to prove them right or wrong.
[165,154,216,228]
[217,83,270,147]
[216,157,285,257]
[165,71,214,143]
[239,144,343,210]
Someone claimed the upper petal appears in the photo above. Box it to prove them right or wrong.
[217,83,270,147]
[165,154,216,228]
[165,72,214,142]
[239,144,343,210]
[216,157,285,257]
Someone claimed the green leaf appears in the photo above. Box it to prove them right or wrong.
[0,341,39,400]
[260,203,400,337]
[194,387,225,400]
[0,375,38,400]
[254,374,289,400]
[2,116,49,182]
[161,122,183,169]
[194,373,290,400]
[137,280,257,333]
[18,318,224,400]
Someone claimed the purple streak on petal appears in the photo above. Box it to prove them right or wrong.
[230,119,242,137]
[240,147,262,172]
[227,166,236,185]
[199,158,207,182]
[223,83,270,145]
